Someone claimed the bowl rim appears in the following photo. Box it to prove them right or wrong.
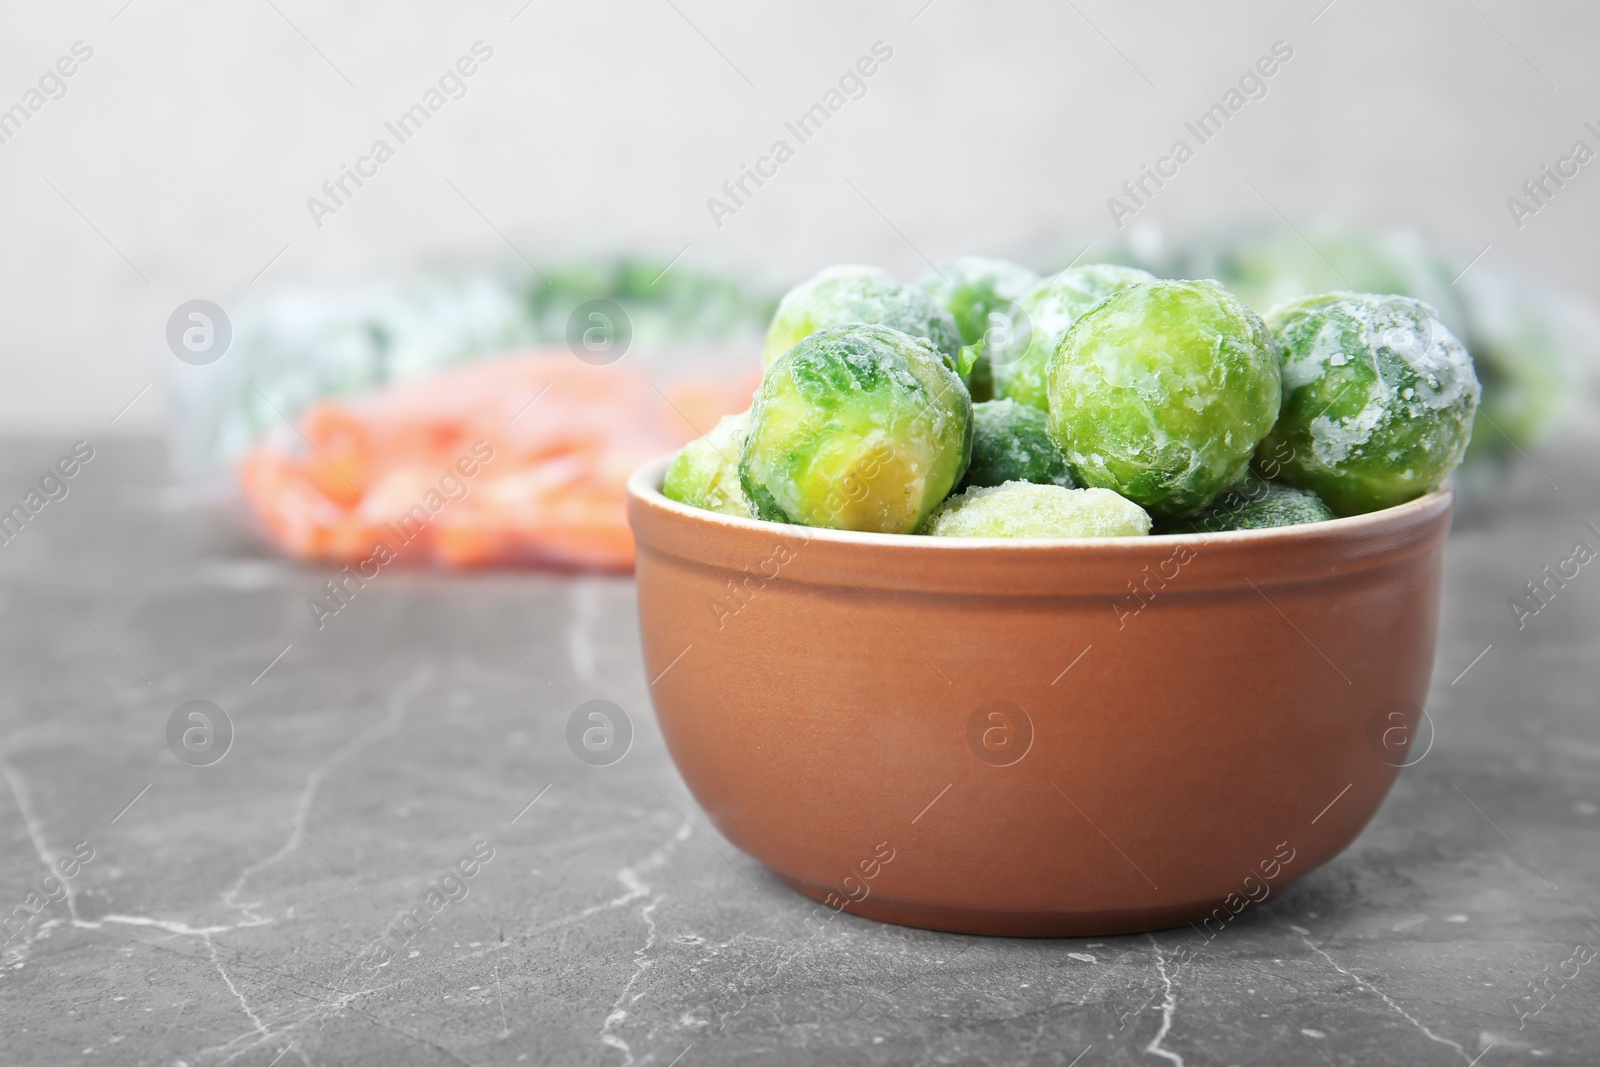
[627,453,1453,551]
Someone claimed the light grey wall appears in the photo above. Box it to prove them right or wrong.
[1,0,1595,431]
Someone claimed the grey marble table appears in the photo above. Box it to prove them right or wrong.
[0,434,1596,1066]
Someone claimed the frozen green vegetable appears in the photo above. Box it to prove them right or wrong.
[740,324,972,533]
[918,257,1039,401]
[761,265,963,372]
[1254,292,1480,516]
[1156,474,1333,534]
[921,482,1151,538]
[1132,227,1581,515]
[662,412,755,517]
[1047,279,1282,520]
[993,264,1156,410]
[960,399,1073,490]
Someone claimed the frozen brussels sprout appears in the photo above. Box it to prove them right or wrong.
[740,324,972,533]
[1047,280,1282,520]
[993,264,1156,410]
[922,482,1151,539]
[918,257,1039,401]
[1156,474,1333,534]
[1254,292,1480,516]
[960,399,1073,491]
[662,412,755,517]
[761,265,963,372]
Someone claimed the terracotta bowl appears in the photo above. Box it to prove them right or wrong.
[628,456,1452,937]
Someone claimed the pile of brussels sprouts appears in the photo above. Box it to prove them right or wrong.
[663,257,1482,539]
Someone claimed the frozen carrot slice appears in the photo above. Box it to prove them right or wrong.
[237,352,756,570]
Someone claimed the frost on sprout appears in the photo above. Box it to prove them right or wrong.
[762,265,961,369]
[1282,319,1346,391]
[1278,293,1480,467]
[1309,392,1387,467]
[922,482,1151,539]
[1261,291,1480,514]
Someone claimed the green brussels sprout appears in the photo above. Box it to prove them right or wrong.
[1047,279,1282,520]
[761,265,963,372]
[741,324,972,533]
[993,264,1156,410]
[662,412,755,517]
[1254,292,1480,516]
[960,399,1073,491]
[921,482,1151,538]
[1155,474,1334,534]
[917,257,1039,401]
